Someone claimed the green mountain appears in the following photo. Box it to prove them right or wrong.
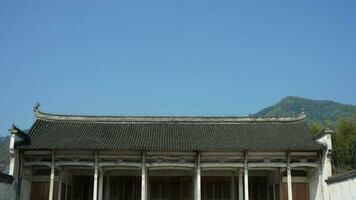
[255,96,356,124]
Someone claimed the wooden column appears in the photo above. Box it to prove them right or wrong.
[93,152,99,200]
[65,183,68,200]
[287,152,293,200]
[57,171,63,200]
[141,152,147,200]
[105,175,110,200]
[244,152,249,200]
[196,152,201,200]
[279,169,283,200]
[239,168,243,200]
[49,151,55,200]
[98,169,104,200]
[194,169,197,200]
[231,173,235,200]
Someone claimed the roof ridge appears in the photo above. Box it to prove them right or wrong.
[35,110,306,123]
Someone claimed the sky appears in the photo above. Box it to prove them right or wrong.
[1,0,356,136]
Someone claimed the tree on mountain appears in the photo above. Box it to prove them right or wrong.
[309,121,322,135]
[332,113,356,171]
[334,113,356,151]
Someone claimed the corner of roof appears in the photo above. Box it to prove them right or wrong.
[9,124,29,140]
[313,128,334,140]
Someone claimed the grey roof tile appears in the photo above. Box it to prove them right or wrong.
[16,111,322,151]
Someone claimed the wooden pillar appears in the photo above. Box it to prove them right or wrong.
[65,183,68,200]
[98,169,104,200]
[231,173,235,200]
[105,175,110,200]
[196,152,201,200]
[194,169,197,200]
[141,152,147,200]
[57,171,63,200]
[49,151,55,200]
[279,169,284,200]
[239,168,243,200]
[93,152,99,200]
[244,152,249,200]
[287,152,293,200]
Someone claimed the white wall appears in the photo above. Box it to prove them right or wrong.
[314,132,333,200]
[0,179,16,200]
[327,177,356,200]
[20,168,32,200]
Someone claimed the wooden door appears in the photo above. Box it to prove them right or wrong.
[201,176,230,200]
[73,176,93,200]
[150,176,192,200]
[31,182,49,200]
[248,177,267,200]
[282,183,309,200]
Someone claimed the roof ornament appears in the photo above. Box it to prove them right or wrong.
[9,124,17,134]
[33,102,41,113]
[325,121,334,134]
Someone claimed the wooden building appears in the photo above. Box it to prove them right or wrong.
[8,105,333,200]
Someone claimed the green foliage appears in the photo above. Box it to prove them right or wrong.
[331,113,356,172]
[309,121,322,135]
[334,113,356,151]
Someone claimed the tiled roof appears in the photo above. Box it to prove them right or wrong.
[325,170,356,184]
[16,111,322,151]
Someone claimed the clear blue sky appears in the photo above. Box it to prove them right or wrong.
[1,0,356,136]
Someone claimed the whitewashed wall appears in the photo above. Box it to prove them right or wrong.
[0,174,16,200]
[0,182,15,200]
[327,172,356,200]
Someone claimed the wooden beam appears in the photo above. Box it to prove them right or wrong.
[24,161,52,167]
[201,163,244,168]
[201,167,241,171]
[248,163,286,168]
[290,162,318,168]
[148,167,195,171]
[99,162,141,168]
[146,162,195,168]
[56,161,95,167]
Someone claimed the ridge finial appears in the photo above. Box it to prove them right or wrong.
[325,121,334,133]
[34,102,41,113]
